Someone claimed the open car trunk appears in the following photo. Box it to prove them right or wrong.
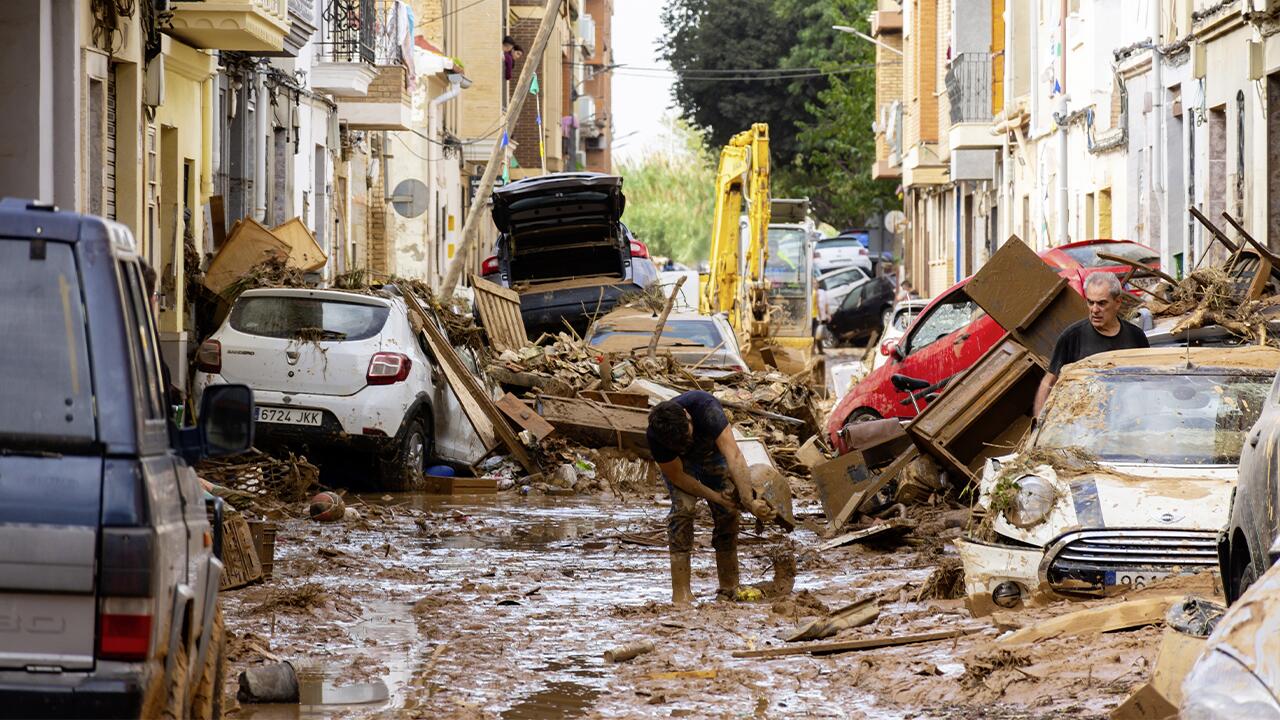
[493,173,629,286]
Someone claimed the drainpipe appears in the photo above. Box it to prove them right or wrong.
[1057,0,1069,245]
[254,69,268,222]
[1152,0,1166,269]
[211,66,221,195]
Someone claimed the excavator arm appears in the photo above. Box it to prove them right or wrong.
[701,123,772,342]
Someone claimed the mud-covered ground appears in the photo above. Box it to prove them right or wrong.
[217,484,1208,719]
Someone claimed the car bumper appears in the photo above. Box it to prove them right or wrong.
[0,676,144,719]
[517,281,641,334]
[193,376,414,454]
[956,538,1043,604]
[1039,528,1220,595]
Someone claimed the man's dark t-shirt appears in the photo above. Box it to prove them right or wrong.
[647,390,729,467]
[1048,319,1150,375]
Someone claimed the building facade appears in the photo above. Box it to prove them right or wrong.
[874,0,1280,294]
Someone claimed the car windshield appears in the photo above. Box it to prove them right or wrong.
[589,319,722,350]
[766,228,808,286]
[230,296,390,341]
[906,293,981,354]
[0,239,95,446]
[820,267,866,290]
[1061,242,1159,268]
[1036,372,1272,464]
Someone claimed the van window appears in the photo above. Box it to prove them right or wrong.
[230,296,390,341]
[0,239,95,446]
[119,261,166,420]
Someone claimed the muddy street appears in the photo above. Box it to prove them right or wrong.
[219,486,1177,719]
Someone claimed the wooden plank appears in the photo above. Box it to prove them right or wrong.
[271,217,328,272]
[813,518,914,552]
[204,217,292,296]
[486,366,576,397]
[209,194,227,248]
[536,395,651,457]
[784,596,879,642]
[404,291,538,474]
[579,390,650,408]
[472,275,530,352]
[731,627,982,659]
[495,392,555,440]
[999,596,1182,646]
[422,475,499,494]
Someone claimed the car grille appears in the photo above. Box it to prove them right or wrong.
[1048,529,1220,569]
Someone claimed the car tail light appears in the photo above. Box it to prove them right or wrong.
[481,255,500,275]
[97,598,153,662]
[367,352,412,385]
[630,239,650,258]
[195,339,221,373]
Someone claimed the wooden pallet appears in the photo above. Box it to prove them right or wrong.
[422,475,499,494]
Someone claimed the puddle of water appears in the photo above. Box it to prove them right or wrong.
[500,680,602,719]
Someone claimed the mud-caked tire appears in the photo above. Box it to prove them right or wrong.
[379,418,430,490]
[190,605,226,720]
[140,624,190,720]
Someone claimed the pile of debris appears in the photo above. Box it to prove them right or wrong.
[198,449,320,510]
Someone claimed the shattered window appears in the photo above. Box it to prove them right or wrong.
[229,296,390,342]
[1060,242,1159,268]
[906,295,979,355]
[1036,372,1272,464]
[590,320,722,349]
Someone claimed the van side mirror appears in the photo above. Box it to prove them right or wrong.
[181,384,254,463]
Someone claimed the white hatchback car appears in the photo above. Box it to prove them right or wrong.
[194,287,484,483]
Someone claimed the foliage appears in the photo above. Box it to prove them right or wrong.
[659,0,899,228]
[617,120,716,264]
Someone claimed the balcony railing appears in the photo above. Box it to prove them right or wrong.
[373,0,409,66]
[319,0,375,64]
[946,52,992,125]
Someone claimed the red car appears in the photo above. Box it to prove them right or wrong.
[826,240,1159,452]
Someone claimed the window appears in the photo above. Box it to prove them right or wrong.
[119,261,166,421]
[0,239,95,445]
[229,296,391,341]
[905,292,980,355]
[838,283,869,311]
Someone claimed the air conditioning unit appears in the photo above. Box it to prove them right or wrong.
[585,134,607,151]
[575,95,596,127]
[578,14,596,56]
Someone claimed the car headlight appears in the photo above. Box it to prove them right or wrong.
[1182,650,1280,720]
[1006,475,1057,528]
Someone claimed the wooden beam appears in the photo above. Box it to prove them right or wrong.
[998,595,1181,646]
[495,393,555,441]
[647,275,687,358]
[731,627,981,659]
[403,291,539,474]
[1188,206,1238,254]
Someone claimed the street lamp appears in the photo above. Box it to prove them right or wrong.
[832,24,903,56]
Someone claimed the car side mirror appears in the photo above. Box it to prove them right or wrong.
[189,384,255,462]
[882,339,903,361]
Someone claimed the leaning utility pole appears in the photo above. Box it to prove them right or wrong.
[440,0,565,297]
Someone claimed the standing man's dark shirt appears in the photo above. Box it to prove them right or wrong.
[647,390,729,467]
[1048,318,1150,374]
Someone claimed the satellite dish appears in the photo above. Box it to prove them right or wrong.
[391,178,429,218]
[884,210,907,235]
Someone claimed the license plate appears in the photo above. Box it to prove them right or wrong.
[255,406,322,426]
[1106,570,1170,589]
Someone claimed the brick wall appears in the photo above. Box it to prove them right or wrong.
[344,65,409,109]
[918,0,938,143]
[367,136,388,275]
[509,15,544,170]
[583,0,612,173]
[874,31,903,176]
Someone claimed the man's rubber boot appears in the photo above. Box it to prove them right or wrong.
[715,549,740,600]
[670,552,693,606]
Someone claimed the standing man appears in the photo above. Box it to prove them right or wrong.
[647,391,775,605]
[1033,273,1149,417]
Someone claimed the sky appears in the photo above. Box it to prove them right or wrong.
[609,0,678,163]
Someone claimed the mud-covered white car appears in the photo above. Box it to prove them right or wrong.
[958,347,1279,606]
[1182,551,1280,719]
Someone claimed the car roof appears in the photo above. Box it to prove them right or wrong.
[1060,346,1280,378]
[817,265,867,280]
[237,287,394,307]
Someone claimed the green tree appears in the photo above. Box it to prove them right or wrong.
[617,121,716,264]
[659,0,897,228]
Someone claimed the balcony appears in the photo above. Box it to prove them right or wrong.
[167,0,292,52]
[312,0,378,95]
[326,0,412,129]
[258,0,319,57]
[946,52,1000,151]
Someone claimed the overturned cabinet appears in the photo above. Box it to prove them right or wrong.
[907,237,1085,484]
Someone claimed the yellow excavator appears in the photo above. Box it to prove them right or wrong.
[700,123,815,374]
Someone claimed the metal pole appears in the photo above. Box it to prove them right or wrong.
[440,0,566,297]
